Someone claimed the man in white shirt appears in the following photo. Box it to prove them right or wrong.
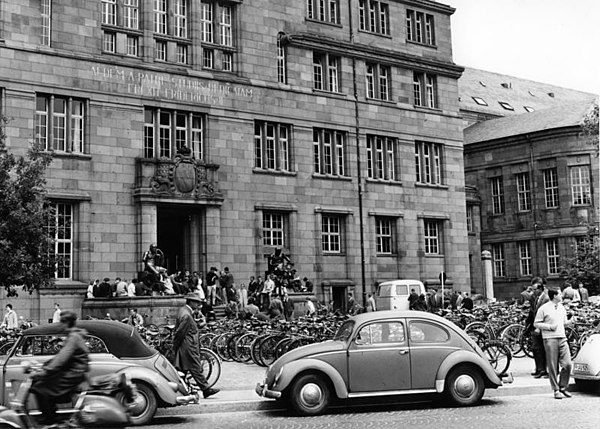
[534,288,573,399]
[52,303,62,323]
[306,297,316,316]
[366,293,377,312]
[1,304,18,330]
[127,279,136,297]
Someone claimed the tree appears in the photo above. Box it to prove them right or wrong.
[582,101,599,157]
[0,114,55,296]
[560,229,600,296]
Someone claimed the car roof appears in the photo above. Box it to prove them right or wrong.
[23,320,157,359]
[350,310,453,328]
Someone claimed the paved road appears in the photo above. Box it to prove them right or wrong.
[142,390,600,429]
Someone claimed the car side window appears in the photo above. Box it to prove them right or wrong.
[15,336,65,356]
[409,321,449,343]
[356,322,405,345]
[85,335,109,353]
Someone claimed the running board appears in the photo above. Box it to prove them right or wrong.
[348,388,437,398]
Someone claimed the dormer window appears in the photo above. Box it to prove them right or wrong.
[498,101,514,111]
[524,106,535,112]
[472,96,488,106]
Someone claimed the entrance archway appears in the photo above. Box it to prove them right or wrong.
[157,206,204,274]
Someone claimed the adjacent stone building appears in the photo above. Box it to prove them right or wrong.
[0,0,470,320]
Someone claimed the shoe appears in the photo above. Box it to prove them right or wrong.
[203,387,220,398]
[559,389,572,398]
[554,391,563,399]
[533,373,543,379]
[531,371,540,376]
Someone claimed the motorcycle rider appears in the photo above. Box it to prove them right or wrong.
[30,311,89,427]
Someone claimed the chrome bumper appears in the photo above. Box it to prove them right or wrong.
[255,382,282,399]
[176,393,199,405]
[500,371,514,384]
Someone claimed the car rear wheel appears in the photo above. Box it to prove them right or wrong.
[117,381,157,426]
[289,373,331,416]
[445,366,485,406]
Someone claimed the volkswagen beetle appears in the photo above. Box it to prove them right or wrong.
[256,310,503,415]
[572,333,600,391]
[0,320,197,425]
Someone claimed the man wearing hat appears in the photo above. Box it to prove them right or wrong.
[173,293,219,399]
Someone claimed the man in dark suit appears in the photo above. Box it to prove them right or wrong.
[94,277,112,298]
[173,293,219,399]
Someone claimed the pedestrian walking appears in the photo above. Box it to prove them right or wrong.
[1,304,18,330]
[366,293,376,312]
[173,293,220,399]
[534,288,573,399]
[530,278,549,378]
[52,303,62,323]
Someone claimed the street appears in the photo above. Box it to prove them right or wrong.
[142,391,600,429]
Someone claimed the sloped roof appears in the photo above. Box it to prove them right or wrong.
[464,101,597,144]
[459,67,597,117]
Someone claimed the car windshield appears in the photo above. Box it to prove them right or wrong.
[333,320,355,342]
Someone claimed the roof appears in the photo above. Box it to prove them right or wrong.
[23,320,157,359]
[350,309,448,325]
[459,67,597,117]
[464,101,597,144]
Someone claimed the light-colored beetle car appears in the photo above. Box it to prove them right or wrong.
[0,321,197,425]
[572,333,600,390]
[256,310,504,415]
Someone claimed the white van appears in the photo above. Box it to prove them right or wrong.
[376,279,426,311]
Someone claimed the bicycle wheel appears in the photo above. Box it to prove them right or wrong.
[258,335,285,367]
[465,321,494,341]
[251,334,269,366]
[213,333,234,361]
[520,329,534,358]
[199,333,216,349]
[198,348,221,389]
[235,333,258,363]
[0,341,15,355]
[499,323,525,357]
[274,337,293,359]
[481,340,512,376]
[566,326,581,359]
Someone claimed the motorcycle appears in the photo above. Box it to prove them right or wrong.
[0,361,139,428]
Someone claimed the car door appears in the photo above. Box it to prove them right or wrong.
[347,319,411,392]
[407,319,453,389]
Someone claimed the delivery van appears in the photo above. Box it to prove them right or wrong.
[376,279,426,311]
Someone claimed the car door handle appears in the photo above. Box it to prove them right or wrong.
[398,350,409,355]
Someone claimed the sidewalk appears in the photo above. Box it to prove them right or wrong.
[167,356,571,414]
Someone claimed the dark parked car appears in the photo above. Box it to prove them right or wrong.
[256,310,504,415]
[0,321,197,425]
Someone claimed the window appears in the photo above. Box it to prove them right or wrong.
[322,215,342,253]
[174,0,188,38]
[155,40,166,61]
[472,96,487,106]
[543,168,559,208]
[409,321,449,343]
[365,63,390,101]
[154,0,167,34]
[492,244,505,277]
[277,34,287,84]
[126,35,139,57]
[35,94,86,153]
[415,141,443,185]
[490,177,504,214]
[406,9,435,45]
[48,202,73,280]
[570,166,591,206]
[254,121,291,172]
[123,0,139,29]
[313,128,346,176]
[200,1,236,71]
[498,101,514,111]
[359,1,389,35]
[546,239,560,275]
[523,106,535,112]
[357,322,405,345]
[103,32,116,53]
[176,44,188,64]
[313,52,340,92]
[307,0,339,24]
[375,217,394,254]
[263,212,286,247]
[102,0,117,26]
[519,241,532,276]
[143,108,204,159]
[367,135,397,181]
[41,0,51,46]
[413,72,437,108]
[466,205,474,232]
[516,172,531,211]
[423,220,441,255]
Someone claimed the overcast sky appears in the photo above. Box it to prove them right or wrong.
[445,0,600,95]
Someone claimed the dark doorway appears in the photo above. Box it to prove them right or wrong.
[332,286,348,314]
[157,207,190,273]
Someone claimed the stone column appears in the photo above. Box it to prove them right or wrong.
[189,214,201,272]
[205,206,221,269]
[138,203,158,272]
[481,250,494,301]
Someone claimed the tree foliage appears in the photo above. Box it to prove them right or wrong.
[582,101,599,157]
[0,114,55,296]
[560,229,600,296]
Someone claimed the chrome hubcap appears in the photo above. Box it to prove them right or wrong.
[299,383,323,407]
[454,374,476,398]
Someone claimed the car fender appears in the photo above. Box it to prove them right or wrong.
[436,350,501,392]
[275,358,349,399]
[116,366,178,405]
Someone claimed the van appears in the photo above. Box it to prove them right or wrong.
[376,279,426,311]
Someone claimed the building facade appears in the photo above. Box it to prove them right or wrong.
[464,101,599,299]
[0,0,470,320]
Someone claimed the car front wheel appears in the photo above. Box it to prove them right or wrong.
[289,373,331,416]
[445,366,484,406]
[117,381,158,426]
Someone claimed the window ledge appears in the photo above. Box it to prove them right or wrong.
[414,106,442,113]
[424,254,444,258]
[366,178,402,186]
[406,40,437,49]
[365,97,396,106]
[376,253,398,257]
[322,252,346,256]
[312,173,352,182]
[304,18,343,28]
[541,207,560,211]
[51,152,92,160]
[252,168,297,177]
[358,29,392,39]
[312,89,348,99]
[415,182,448,190]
